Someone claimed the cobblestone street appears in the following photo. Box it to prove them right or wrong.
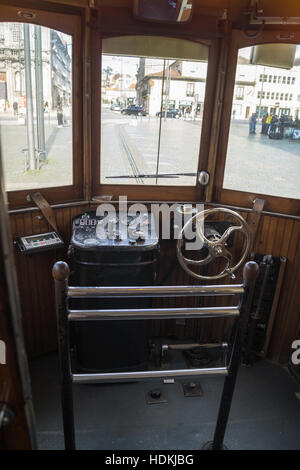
[1,109,299,198]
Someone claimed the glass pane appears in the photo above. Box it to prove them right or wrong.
[0,23,72,191]
[223,45,300,199]
[101,56,163,185]
[101,47,208,185]
[158,60,207,185]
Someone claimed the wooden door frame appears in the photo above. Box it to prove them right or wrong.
[90,7,223,202]
[0,3,84,210]
[0,149,36,449]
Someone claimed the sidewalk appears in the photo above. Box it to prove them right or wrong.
[0,109,71,125]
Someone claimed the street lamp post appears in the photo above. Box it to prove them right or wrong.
[23,24,37,170]
[257,66,265,119]
[34,25,46,160]
[164,59,170,120]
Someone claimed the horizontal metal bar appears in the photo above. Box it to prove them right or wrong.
[72,367,228,384]
[74,259,157,268]
[165,342,228,351]
[8,200,90,215]
[67,284,244,299]
[68,306,239,321]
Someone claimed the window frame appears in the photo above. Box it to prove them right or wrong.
[91,30,219,202]
[213,29,300,216]
[0,4,83,210]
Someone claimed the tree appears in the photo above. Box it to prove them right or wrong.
[103,66,113,86]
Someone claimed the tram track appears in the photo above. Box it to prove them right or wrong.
[117,124,144,185]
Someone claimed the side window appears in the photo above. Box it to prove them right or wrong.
[100,36,208,186]
[0,22,72,192]
[224,44,300,200]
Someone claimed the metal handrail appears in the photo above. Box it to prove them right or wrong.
[67,306,240,321]
[67,284,244,298]
[52,260,259,451]
[72,367,228,384]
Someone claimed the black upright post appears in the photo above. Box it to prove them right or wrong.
[211,261,259,450]
[53,261,75,450]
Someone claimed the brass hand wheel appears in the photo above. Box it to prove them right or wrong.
[176,208,250,281]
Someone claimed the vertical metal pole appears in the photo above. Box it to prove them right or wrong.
[257,67,265,119]
[52,261,75,450]
[155,59,166,184]
[211,261,259,450]
[34,25,46,159]
[23,24,36,170]
[19,23,22,97]
[164,59,170,121]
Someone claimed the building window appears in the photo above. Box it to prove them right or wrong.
[11,24,22,43]
[266,92,270,99]
[271,92,275,99]
[285,93,288,100]
[292,77,295,84]
[268,75,272,82]
[273,76,277,83]
[289,94,293,100]
[287,77,291,84]
[186,82,195,97]
[235,86,244,99]
[282,76,286,84]
[278,76,281,84]
[259,74,267,82]
[15,71,21,91]
[163,78,170,96]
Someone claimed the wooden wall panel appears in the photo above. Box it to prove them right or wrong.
[9,204,89,358]
[152,210,300,367]
[8,204,300,368]
[267,222,300,363]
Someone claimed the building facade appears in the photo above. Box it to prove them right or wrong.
[231,57,300,120]
[136,58,208,117]
[136,55,300,121]
[102,72,137,106]
[0,23,71,113]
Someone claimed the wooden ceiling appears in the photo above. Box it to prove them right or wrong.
[2,0,300,25]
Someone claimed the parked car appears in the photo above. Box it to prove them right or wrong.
[110,103,121,111]
[121,105,147,116]
[156,109,182,118]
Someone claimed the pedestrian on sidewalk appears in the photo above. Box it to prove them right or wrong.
[13,101,18,116]
[265,114,272,135]
[56,95,64,127]
[249,113,257,134]
[261,113,267,134]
